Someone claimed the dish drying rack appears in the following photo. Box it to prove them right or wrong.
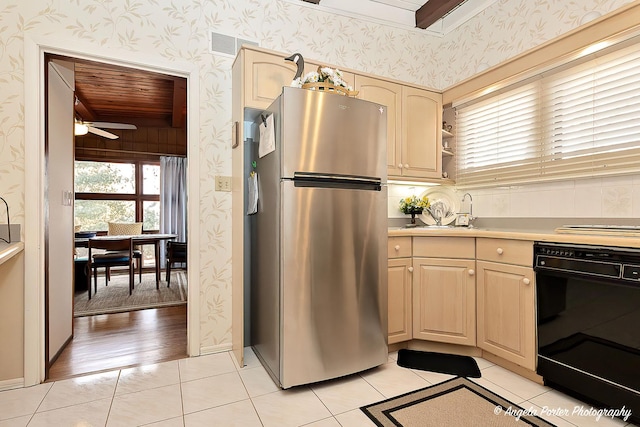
[0,196,10,243]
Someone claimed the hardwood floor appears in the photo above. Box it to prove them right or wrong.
[47,305,188,382]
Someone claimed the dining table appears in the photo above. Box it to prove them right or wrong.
[75,233,178,287]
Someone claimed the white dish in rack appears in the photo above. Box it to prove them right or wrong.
[419,187,460,226]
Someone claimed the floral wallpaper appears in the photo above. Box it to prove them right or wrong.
[437,0,634,89]
[0,0,633,354]
[462,175,640,219]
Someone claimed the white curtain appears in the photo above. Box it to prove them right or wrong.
[160,156,187,265]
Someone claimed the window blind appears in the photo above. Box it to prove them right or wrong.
[455,42,640,187]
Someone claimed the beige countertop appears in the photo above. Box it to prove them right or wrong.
[388,226,640,249]
[0,242,24,267]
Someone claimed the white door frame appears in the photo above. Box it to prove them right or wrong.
[23,34,201,385]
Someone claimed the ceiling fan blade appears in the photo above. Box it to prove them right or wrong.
[89,121,137,130]
[88,126,119,139]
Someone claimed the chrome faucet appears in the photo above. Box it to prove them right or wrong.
[462,193,475,227]
[424,202,445,226]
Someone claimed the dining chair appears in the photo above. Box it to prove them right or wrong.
[87,237,135,300]
[108,222,143,282]
[166,241,187,287]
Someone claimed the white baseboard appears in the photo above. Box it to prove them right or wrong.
[0,377,24,391]
[199,343,232,355]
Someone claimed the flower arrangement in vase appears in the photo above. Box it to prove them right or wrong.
[399,195,430,226]
[291,66,358,97]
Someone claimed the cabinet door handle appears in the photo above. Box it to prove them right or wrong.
[408,266,414,273]
[468,269,475,276]
[523,278,530,285]
[398,163,403,169]
[496,248,504,255]
[404,163,410,169]
[394,245,400,251]
[232,121,239,149]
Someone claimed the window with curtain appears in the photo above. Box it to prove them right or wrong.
[455,39,640,187]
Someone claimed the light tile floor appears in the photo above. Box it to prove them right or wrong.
[0,349,634,427]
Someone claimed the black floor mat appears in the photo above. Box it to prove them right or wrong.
[397,349,481,378]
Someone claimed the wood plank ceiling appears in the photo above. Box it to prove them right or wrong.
[300,0,467,29]
[62,56,188,161]
[73,59,186,129]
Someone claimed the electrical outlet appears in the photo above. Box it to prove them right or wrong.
[215,175,232,192]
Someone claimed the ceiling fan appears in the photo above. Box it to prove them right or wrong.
[74,119,137,139]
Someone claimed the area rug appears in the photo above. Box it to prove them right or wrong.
[361,377,555,427]
[74,271,187,317]
[397,349,481,378]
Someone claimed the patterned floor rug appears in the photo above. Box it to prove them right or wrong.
[74,271,187,317]
[361,377,555,427]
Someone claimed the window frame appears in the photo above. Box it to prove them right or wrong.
[453,35,640,188]
[74,159,160,231]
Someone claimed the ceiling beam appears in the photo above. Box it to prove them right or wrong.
[88,116,171,128]
[172,80,187,128]
[415,0,464,29]
[74,92,97,121]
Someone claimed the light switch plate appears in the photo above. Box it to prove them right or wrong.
[215,175,232,192]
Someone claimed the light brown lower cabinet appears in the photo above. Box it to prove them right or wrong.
[387,257,413,344]
[386,236,536,374]
[476,260,536,370]
[412,257,476,346]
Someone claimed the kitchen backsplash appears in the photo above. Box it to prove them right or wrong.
[388,183,440,219]
[389,174,640,220]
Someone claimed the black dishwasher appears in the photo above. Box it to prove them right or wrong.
[534,242,640,424]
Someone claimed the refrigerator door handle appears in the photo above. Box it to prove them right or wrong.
[291,172,382,191]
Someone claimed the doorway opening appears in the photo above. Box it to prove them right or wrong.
[44,53,189,381]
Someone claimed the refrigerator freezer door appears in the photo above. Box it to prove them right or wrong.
[279,180,388,388]
[280,87,387,181]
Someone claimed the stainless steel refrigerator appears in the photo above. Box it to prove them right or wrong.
[251,87,388,388]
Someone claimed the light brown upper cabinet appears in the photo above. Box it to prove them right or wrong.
[241,48,442,180]
[355,77,403,177]
[402,87,442,180]
[356,76,442,180]
[243,49,355,110]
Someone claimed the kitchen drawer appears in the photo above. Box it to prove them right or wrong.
[388,236,412,258]
[413,237,474,259]
[476,238,533,266]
